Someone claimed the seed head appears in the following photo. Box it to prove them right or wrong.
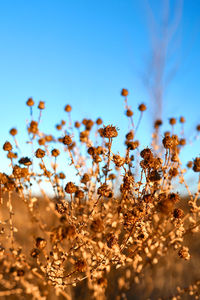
[26,97,34,107]
[169,118,176,125]
[3,141,12,151]
[36,237,47,250]
[75,259,87,272]
[62,135,72,145]
[65,182,77,194]
[35,148,45,158]
[38,101,45,110]
[173,208,184,219]
[121,88,129,97]
[179,116,185,123]
[138,103,147,112]
[9,128,18,136]
[51,148,60,157]
[126,109,133,117]
[18,157,32,166]
[96,118,103,125]
[103,125,118,138]
[193,157,200,172]
[75,121,81,128]
[154,119,163,129]
[64,104,72,112]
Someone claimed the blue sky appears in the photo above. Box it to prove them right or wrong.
[0,0,199,192]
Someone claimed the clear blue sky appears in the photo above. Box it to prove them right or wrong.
[0,0,199,191]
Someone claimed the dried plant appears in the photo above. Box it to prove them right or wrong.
[0,89,200,300]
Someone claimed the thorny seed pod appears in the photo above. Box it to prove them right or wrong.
[51,148,60,157]
[121,88,129,97]
[35,148,45,158]
[138,103,147,112]
[65,182,77,194]
[36,237,47,250]
[9,128,18,136]
[64,104,72,112]
[3,141,12,151]
[38,101,45,110]
[63,135,72,145]
[103,125,118,138]
[26,97,34,107]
